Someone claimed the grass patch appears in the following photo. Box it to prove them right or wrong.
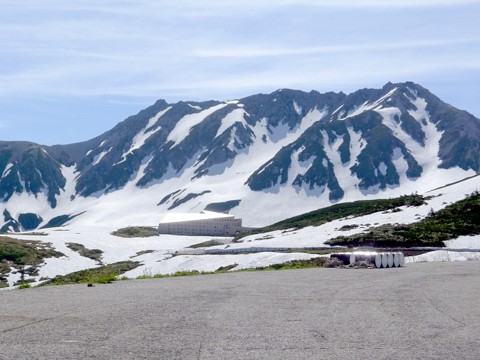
[252,257,329,271]
[0,232,48,236]
[130,250,155,258]
[326,191,480,247]
[286,248,349,255]
[112,226,158,238]
[134,257,332,280]
[136,270,215,280]
[216,263,238,271]
[0,238,61,265]
[66,243,103,264]
[43,261,141,286]
[235,194,427,241]
[0,236,64,287]
[188,240,224,249]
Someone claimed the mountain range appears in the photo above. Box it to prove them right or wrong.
[1,81,479,231]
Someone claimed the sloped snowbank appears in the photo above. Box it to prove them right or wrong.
[122,252,323,278]
[406,234,480,264]
[406,251,480,263]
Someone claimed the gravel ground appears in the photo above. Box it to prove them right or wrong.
[1,261,479,359]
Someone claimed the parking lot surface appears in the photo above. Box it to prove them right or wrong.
[1,261,479,359]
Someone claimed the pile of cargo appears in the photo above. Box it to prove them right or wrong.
[330,252,405,268]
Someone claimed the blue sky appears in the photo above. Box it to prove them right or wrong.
[1,0,479,145]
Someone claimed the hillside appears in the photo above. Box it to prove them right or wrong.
[326,190,480,247]
[220,173,480,251]
[235,194,427,240]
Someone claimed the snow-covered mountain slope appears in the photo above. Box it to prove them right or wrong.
[1,82,480,230]
[3,166,478,288]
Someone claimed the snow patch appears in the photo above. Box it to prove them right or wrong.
[92,148,112,166]
[2,163,14,178]
[332,105,343,116]
[391,147,410,180]
[168,103,229,147]
[293,101,302,115]
[348,127,366,166]
[123,252,321,278]
[445,235,480,249]
[215,108,248,138]
[120,107,172,160]
[188,104,202,110]
[408,97,430,124]
[339,87,398,121]
[378,162,387,176]
[406,251,480,263]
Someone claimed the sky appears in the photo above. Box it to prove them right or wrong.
[1,0,479,145]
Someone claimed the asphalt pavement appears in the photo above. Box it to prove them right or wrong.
[1,261,479,359]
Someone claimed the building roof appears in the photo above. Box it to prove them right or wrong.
[159,211,235,224]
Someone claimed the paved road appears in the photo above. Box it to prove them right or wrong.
[1,261,479,359]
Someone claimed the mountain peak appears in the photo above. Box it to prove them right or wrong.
[1,82,479,231]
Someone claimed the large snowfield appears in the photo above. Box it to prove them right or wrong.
[3,172,479,288]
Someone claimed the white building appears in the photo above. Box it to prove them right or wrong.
[158,211,243,236]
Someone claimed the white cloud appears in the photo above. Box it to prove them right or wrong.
[0,0,479,144]
[193,38,480,58]
[252,0,480,8]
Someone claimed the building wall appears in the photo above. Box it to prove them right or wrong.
[158,217,242,236]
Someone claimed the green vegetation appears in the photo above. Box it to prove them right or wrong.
[8,232,48,236]
[215,263,238,271]
[130,250,155,258]
[235,194,426,240]
[286,248,349,255]
[134,263,243,280]
[43,261,141,286]
[66,243,103,264]
[188,240,224,249]
[252,257,329,271]
[133,257,334,280]
[135,270,216,280]
[327,191,480,247]
[0,236,64,287]
[112,226,158,238]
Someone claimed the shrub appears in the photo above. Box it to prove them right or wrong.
[44,261,140,286]
[326,191,480,247]
[66,243,103,263]
[235,194,427,241]
[112,227,158,238]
